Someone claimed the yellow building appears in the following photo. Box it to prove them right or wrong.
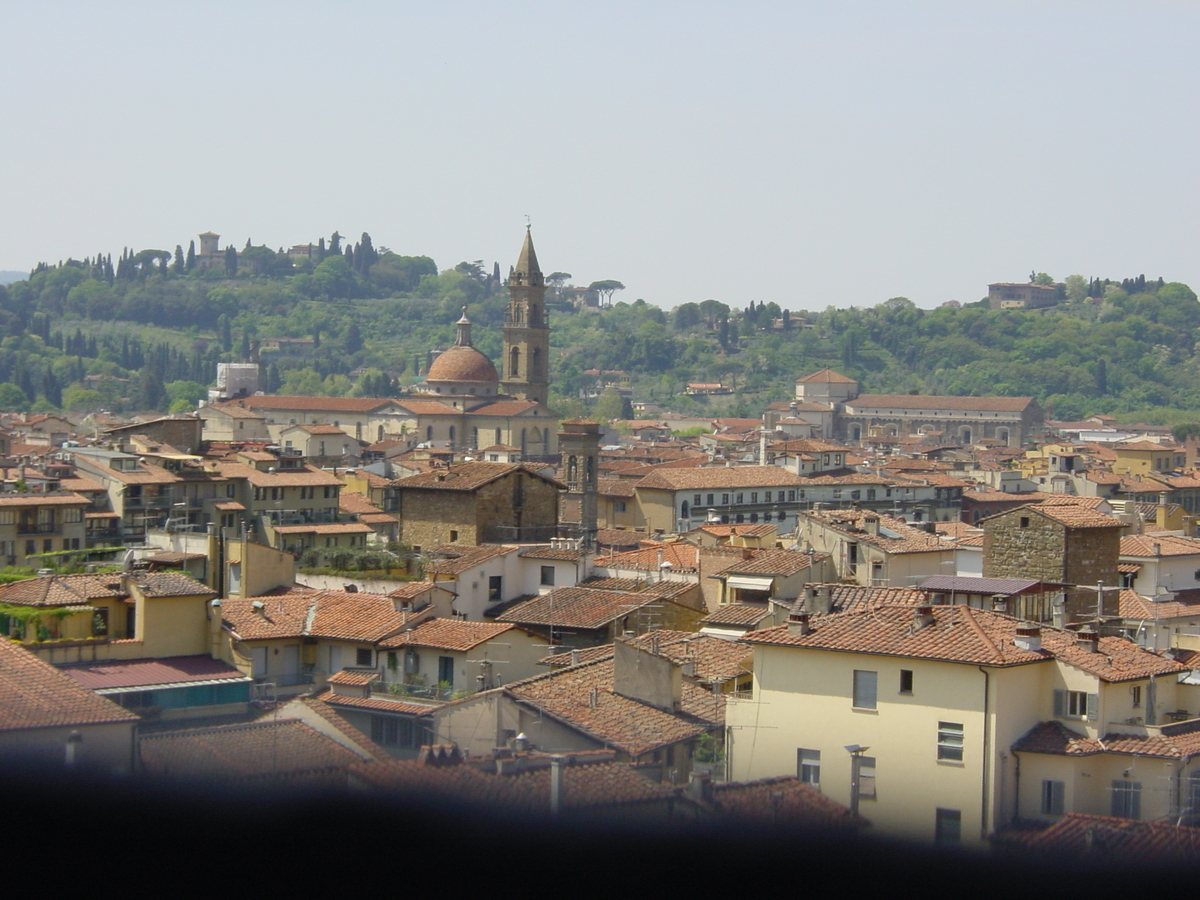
[726,604,1191,847]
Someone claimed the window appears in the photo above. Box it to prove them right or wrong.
[540,566,555,587]
[722,494,729,505]
[935,808,961,844]
[355,648,373,667]
[614,501,627,513]
[1054,689,1097,720]
[1041,780,1065,815]
[736,493,744,504]
[449,530,458,543]
[694,494,702,506]
[1111,780,1141,819]
[488,575,502,602]
[1019,517,1030,528]
[706,494,714,506]
[797,748,820,786]
[853,670,877,710]
[937,722,964,762]
[438,655,455,688]
[857,756,876,797]
[899,669,913,694]
[751,492,758,503]
[1132,685,1142,708]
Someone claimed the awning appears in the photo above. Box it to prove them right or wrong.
[726,576,775,592]
[96,675,252,694]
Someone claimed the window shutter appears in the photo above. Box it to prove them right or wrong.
[1053,689,1065,718]
[1048,780,1064,815]
[1087,693,1099,721]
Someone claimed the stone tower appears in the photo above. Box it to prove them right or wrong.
[502,227,551,405]
[557,418,601,551]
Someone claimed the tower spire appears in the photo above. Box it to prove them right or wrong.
[512,227,542,287]
[502,227,550,406]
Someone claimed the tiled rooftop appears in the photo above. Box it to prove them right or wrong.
[0,637,139,731]
[745,605,1187,681]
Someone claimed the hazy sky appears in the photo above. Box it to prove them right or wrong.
[3,1,1197,309]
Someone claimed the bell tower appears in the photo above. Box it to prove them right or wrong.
[502,227,551,405]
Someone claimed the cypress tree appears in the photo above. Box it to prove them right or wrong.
[186,241,196,271]
[173,245,185,275]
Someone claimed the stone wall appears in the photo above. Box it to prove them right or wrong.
[399,490,478,549]
[984,511,1120,623]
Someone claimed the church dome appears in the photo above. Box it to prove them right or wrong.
[426,345,499,384]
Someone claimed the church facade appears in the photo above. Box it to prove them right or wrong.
[213,229,561,457]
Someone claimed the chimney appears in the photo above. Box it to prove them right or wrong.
[912,606,936,630]
[990,594,1008,613]
[1158,492,1170,530]
[787,611,813,636]
[863,515,880,536]
[687,770,714,804]
[817,584,833,615]
[1014,625,1042,652]
[569,649,580,666]
[549,755,566,815]
[1075,630,1101,653]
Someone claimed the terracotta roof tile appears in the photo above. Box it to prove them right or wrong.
[397,462,562,492]
[540,631,751,683]
[139,718,369,780]
[636,466,808,491]
[222,590,414,642]
[744,605,1187,681]
[847,394,1035,412]
[381,618,520,651]
[61,655,246,690]
[0,638,139,731]
[497,584,690,630]
[424,544,520,575]
[501,657,724,756]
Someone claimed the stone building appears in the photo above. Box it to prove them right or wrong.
[987,281,1059,310]
[789,367,1043,448]
[982,504,1123,624]
[394,462,563,549]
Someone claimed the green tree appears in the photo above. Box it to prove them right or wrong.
[0,382,30,412]
[588,280,625,306]
[344,320,364,354]
[592,387,626,423]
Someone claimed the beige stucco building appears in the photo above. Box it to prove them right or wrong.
[726,604,1193,847]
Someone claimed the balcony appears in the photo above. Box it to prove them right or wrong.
[17,523,58,535]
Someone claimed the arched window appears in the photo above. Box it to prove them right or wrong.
[510,347,520,378]
[531,347,541,377]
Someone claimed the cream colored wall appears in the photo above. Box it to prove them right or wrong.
[227,539,295,599]
[135,592,213,658]
[434,691,597,758]
[728,646,1002,845]
[1017,748,1197,823]
[636,489,675,534]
